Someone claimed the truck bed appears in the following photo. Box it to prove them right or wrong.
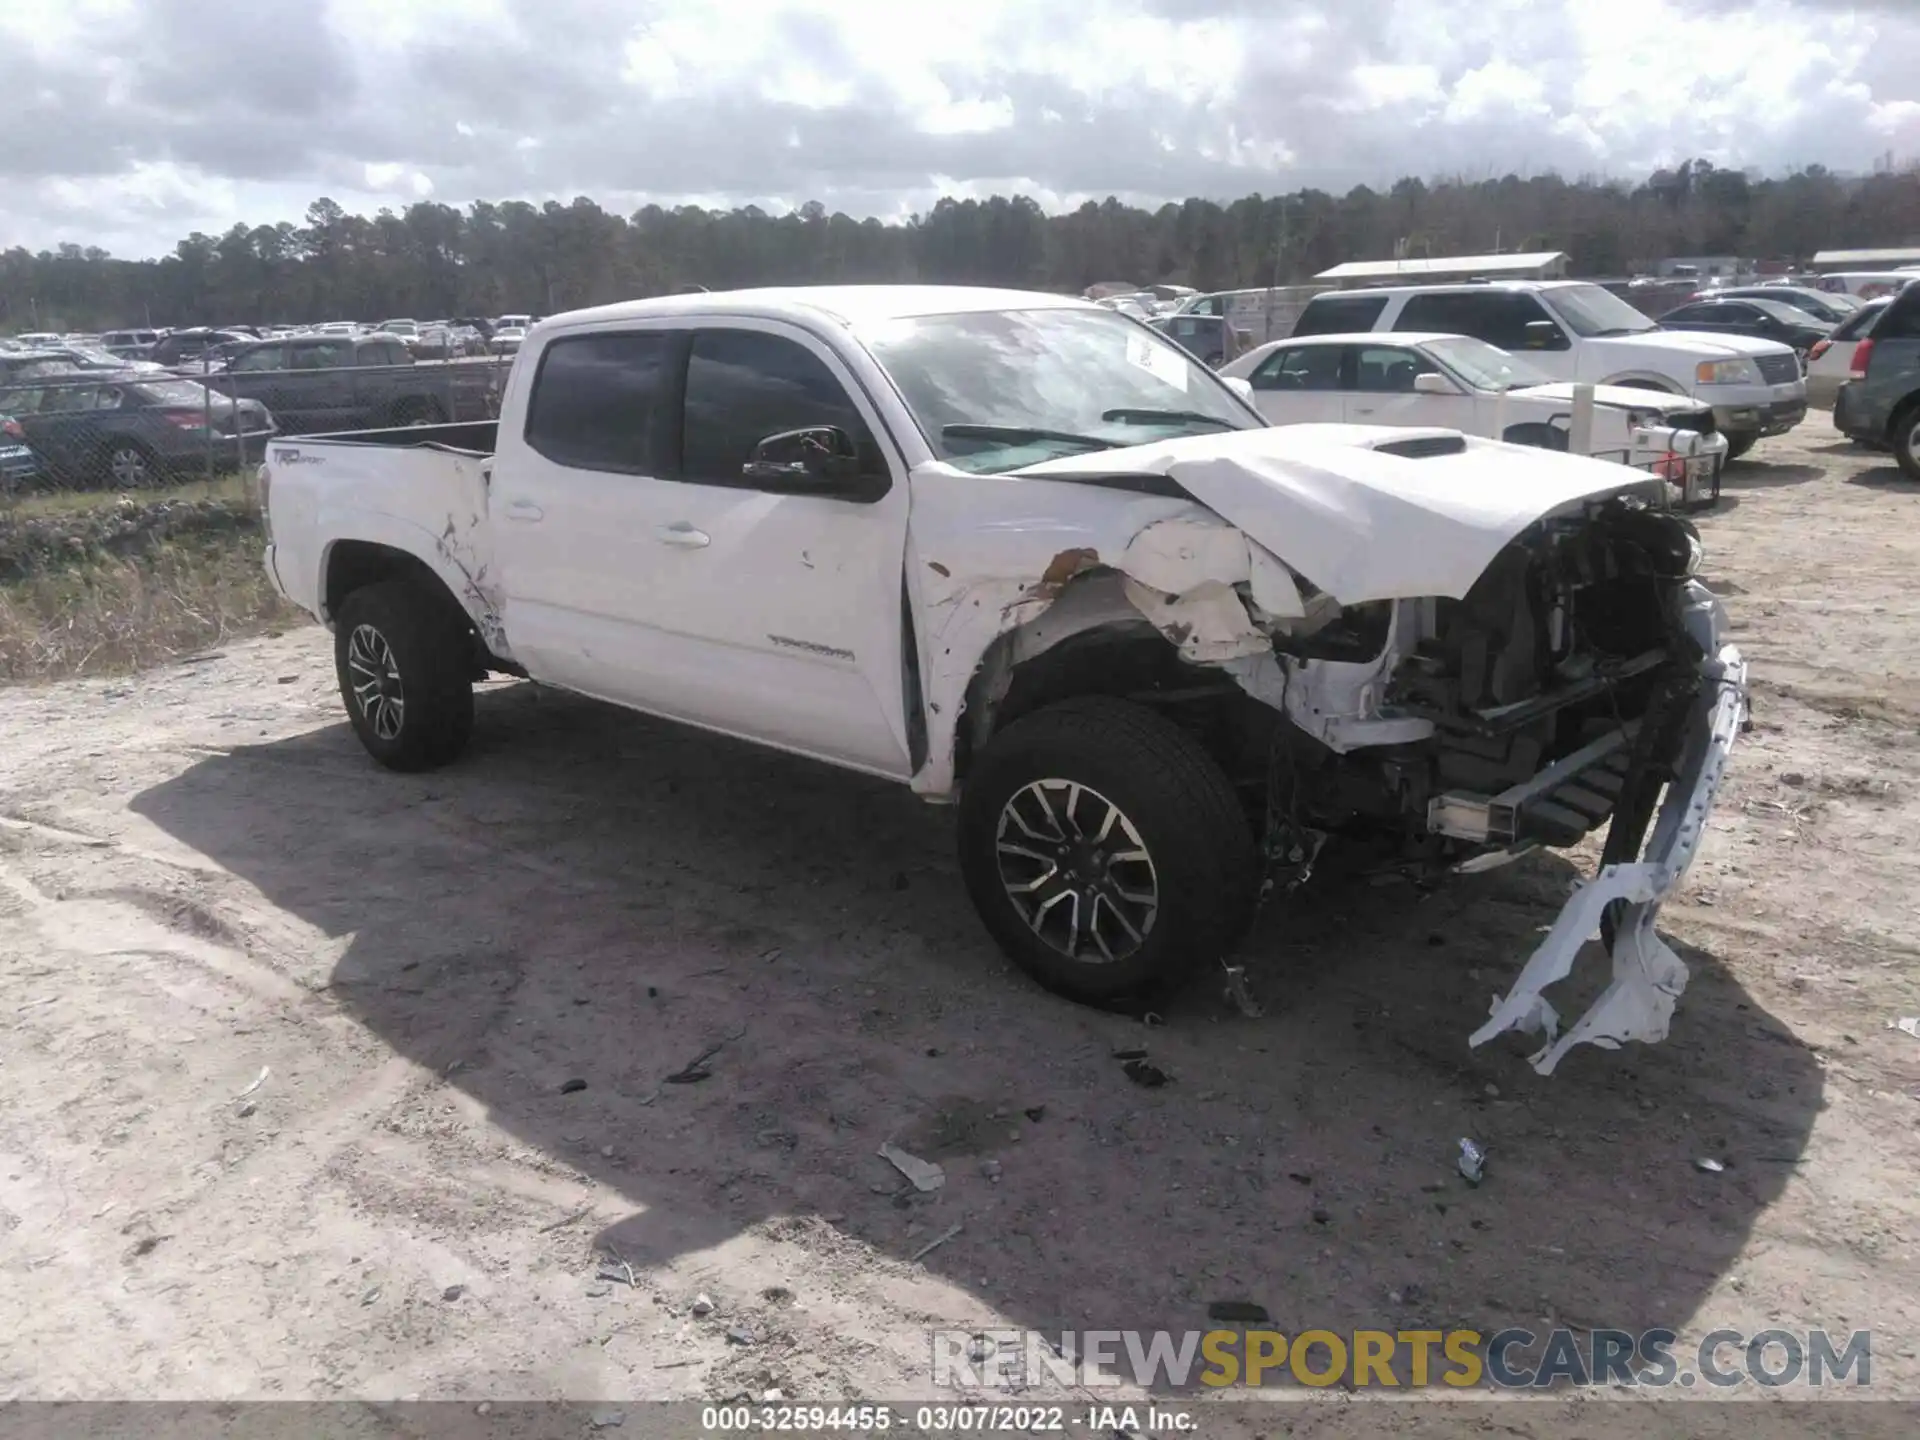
[288,419,499,454]
[263,422,505,656]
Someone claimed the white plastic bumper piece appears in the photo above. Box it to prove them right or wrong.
[1468,639,1748,1074]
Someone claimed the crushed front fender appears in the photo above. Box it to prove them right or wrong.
[1469,640,1749,1074]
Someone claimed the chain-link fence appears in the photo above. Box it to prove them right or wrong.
[0,345,513,498]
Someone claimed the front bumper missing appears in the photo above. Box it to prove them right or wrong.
[1467,641,1748,1074]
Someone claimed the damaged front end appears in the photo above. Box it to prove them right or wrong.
[919,427,1747,1072]
[1228,497,1746,1073]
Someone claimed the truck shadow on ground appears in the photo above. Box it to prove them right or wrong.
[1719,460,1824,491]
[1845,467,1913,491]
[129,682,1819,1390]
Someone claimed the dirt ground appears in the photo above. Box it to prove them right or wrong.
[1,415,1917,1430]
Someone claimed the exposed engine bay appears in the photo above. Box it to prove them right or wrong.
[929,427,1749,1074]
[1251,497,1708,861]
[1210,496,1743,1073]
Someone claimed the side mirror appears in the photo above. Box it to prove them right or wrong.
[741,426,860,488]
[1222,376,1255,403]
[1522,320,1565,350]
[1413,371,1456,395]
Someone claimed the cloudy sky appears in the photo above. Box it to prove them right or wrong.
[5,0,1917,258]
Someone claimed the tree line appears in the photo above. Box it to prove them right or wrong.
[4,160,1918,332]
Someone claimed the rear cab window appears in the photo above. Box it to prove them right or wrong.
[1292,293,1389,338]
[523,331,672,474]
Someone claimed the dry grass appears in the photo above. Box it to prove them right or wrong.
[0,482,303,682]
[1,472,255,519]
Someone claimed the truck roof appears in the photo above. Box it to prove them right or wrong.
[550,285,1092,331]
[1314,279,1589,299]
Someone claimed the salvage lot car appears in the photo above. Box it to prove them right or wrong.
[1220,330,1727,504]
[1,374,276,487]
[259,286,1747,1074]
[1291,279,1806,460]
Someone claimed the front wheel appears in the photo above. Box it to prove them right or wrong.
[957,696,1260,1006]
[333,580,475,771]
[1723,434,1757,462]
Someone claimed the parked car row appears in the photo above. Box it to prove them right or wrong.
[0,371,277,491]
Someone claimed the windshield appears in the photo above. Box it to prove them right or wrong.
[70,345,147,369]
[133,379,218,407]
[1746,299,1829,327]
[1541,284,1658,338]
[859,307,1257,474]
[1421,336,1555,392]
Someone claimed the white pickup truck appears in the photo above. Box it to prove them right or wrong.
[260,285,1748,1075]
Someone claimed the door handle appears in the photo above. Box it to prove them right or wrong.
[504,500,543,522]
[1352,406,1377,416]
[656,522,710,549]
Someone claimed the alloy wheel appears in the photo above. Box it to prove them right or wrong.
[346,624,405,741]
[994,778,1159,964]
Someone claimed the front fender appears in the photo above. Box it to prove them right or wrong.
[903,462,1302,798]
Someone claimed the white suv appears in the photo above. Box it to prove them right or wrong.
[1292,280,1807,458]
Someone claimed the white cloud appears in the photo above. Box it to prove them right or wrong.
[1,0,1915,256]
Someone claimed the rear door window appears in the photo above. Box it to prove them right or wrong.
[1292,293,1389,337]
[1830,304,1885,342]
[1873,286,1920,341]
[523,331,671,473]
[679,328,880,488]
[1353,346,1425,392]
[1396,292,1553,349]
[1250,345,1342,391]
[294,341,351,369]
[231,345,287,373]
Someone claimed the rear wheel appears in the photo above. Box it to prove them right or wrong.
[333,580,474,771]
[1893,403,1920,483]
[101,439,159,489]
[957,696,1260,1006]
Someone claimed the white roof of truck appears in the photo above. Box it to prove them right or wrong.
[1315,252,1570,282]
[550,286,1090,331]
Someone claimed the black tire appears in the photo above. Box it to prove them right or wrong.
[1723,434,1758,462]
[1502,423,1570,452]
[957,696,1260,1006]
[333,580,474,772]
[1892,402,1920,484]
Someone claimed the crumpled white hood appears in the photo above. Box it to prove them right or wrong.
[1014,423,1659,604]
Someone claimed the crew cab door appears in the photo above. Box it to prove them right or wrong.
[493,320,915,778]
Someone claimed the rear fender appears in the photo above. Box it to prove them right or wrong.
[315,512,509,660]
